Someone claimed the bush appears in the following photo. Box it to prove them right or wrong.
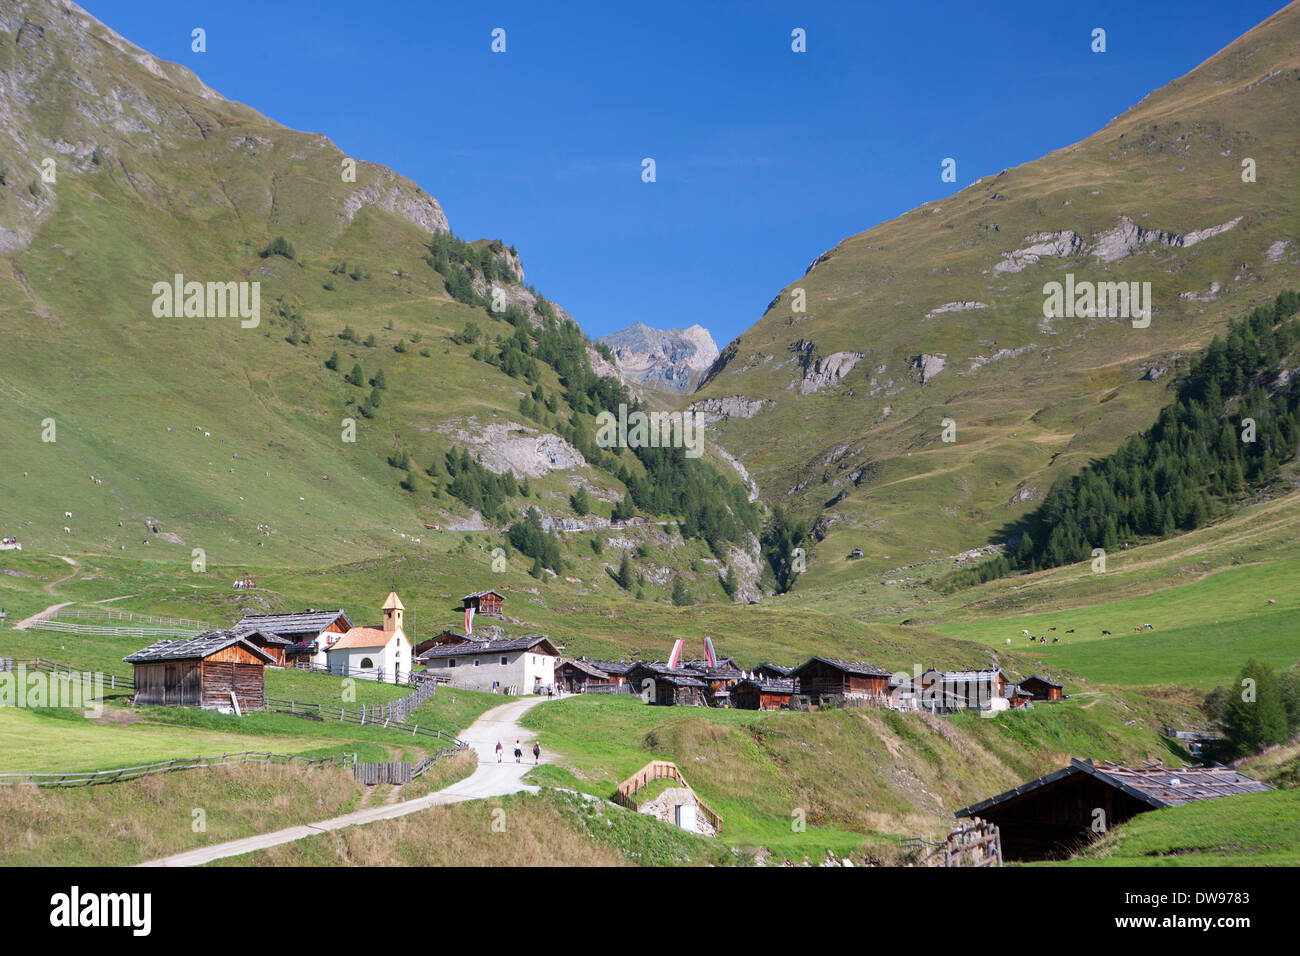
[260,236,296,260]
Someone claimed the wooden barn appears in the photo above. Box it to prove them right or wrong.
[124,632,274,713]
[752,662,795,682]
[241,629,291,667]
[233,608,353,669]
[732,677,795,711]
[936,669,1010,712]
[791,657,891,702]
[555,658,613,693]
[957,758,1272,861]
[461,590,505,618]
[583,659,633,687]
[414,629,472,657]
[1019,675,1064,702]
[626,663,707,706]
[1008,683,1034,708]
[682,659,744,706]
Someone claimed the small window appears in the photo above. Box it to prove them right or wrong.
[360,657,374,669]
[474,659,481,666]
[449,659,457,668]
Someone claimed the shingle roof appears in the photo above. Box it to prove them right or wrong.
[124,631,276,664]
[1023,674,1064,688]
[558,658,611,680]
[243,629,293,646]
[754,662,794,677]
[382,591,405,611]
[956,758,1271,818]
[418,634,558,660]
[736,677,796,694]
[583,658,634,675]
[462,590,505,601]
[233,609,351,637]
[793,656,892,678]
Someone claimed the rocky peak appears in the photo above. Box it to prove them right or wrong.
[597,322,720,393]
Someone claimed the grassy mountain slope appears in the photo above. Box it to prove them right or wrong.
[0,0,752,586]
[691,2,1300,590]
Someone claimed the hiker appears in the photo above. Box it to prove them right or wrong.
[533,742,540,764]
[495,741,503,763]
[514,741,522,763]
[547,685,553,700]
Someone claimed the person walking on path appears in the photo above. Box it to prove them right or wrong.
[495,741,503,763]
[514,740,522,763]
[532,742,540,764]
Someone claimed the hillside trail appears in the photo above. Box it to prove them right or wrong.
[44,556,80,593]
[139,693,555,867]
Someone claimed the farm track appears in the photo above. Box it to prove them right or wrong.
[138,694,554,867]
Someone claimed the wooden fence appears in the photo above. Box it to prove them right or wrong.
[0,750,355,788]
[26,619,203,639]
[612,760,723,831]
[907,818,1002,867]
[262,696,465,748]
[53,607,215,629]
[0,656,135,691]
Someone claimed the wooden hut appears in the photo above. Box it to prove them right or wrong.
[414,629,472,657]
[1008,683,1034,708]
[124,631,274,713]
[732,677,795,711]
[233,608,353,669]
[957,758,1271,861]
[626,663,707,706]
[555,658,613,693]
[584,659,633,686]
[791,657,891,702]
[241,629,291,667]
[461,590,505,618]
[752,662,795,682]
[1019,675,1064,702]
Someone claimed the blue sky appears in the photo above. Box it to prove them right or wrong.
[90,1,1288,346]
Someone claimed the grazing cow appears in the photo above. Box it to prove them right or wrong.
[63,527,71,534]
[1143,624,1153,630]
[1005,638,1011,645]
[1133,626,1143,633]
[1022,629,1031,637]
[1039,636,1046,644]
[1066,629,1075,634]
[63,511,72,519]
[1102,629,1112,636]
[1052,636,1060,644]
[1268,599,1277,605]
[1048,627,1057,631]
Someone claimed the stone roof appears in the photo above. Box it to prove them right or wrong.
[957,758,1272,818]
[124,630,275,664]
[233,609,351,637]
[418,634,558,660]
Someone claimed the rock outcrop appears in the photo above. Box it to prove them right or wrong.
[799,351,864,394]
[436,419,588,478]
[911,353,947,384]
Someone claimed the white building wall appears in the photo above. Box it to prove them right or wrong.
[424,648,556,693]
[326,630,412,682]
